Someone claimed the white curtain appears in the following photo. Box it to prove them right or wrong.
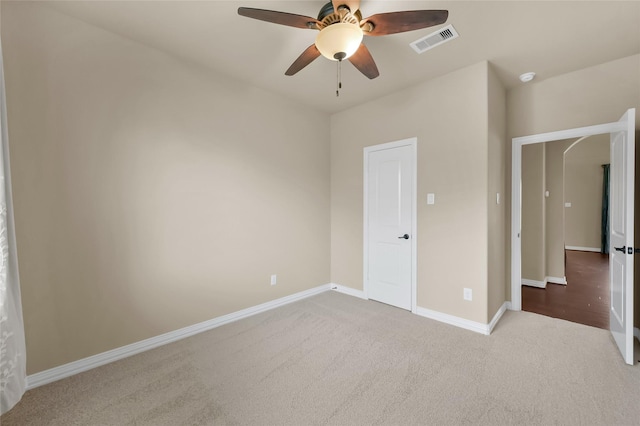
[0,40,27,415]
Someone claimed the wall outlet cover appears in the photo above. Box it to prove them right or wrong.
[463,288,472,301]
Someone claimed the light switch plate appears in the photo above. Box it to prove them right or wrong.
[427,193,435,205]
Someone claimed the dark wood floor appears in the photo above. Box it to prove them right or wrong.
[522,250,610,329]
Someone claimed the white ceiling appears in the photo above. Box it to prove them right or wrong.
[43,0,640,113]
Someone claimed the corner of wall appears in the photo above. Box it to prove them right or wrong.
[487,61,508,322]
[635,130,640,329]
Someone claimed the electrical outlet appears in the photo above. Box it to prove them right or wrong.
[270,275,277,286]
[463,288,472,301]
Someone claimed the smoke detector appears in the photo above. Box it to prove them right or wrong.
[519,72,536,83]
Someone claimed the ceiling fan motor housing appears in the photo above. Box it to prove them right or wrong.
[315,5,363,61]
[317,2,362,22]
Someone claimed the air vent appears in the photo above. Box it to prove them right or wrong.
[410,24,459,54]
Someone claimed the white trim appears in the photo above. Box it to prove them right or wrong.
[522,277,567,287]
[330,283,367,300]
[511,118,629,312]
[511,139,523,310]
[411,140,418,314]
[522,279,546,288]
[514,122,627,146]
[546,276,567,285]
[336,287,509,336]
[363,138,417,312]
[564,136,593,156]
[415,306,492,336]
[565,246,601,253]
[487,302,510,334]
[26,284,332,390]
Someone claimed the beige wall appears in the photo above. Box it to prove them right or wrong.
[2,2,330,374]
[507,54,640,306]
[544,139,574,280]
[331,62,491,324]
[4,2,639,377]
[521,144,545,282]
[522,136,605,283]
[487,64,507,320]
[564,135,610,249]
[636,131,640,333]
[508,55,640,137]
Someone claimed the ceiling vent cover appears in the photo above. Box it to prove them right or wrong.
[410,24,459,54]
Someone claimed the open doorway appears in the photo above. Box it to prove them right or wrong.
[520,135,611,329]
[511,109,636,365]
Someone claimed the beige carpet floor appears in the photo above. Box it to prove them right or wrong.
[2,291,640,425]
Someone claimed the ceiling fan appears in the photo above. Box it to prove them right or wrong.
[238,1,448,81]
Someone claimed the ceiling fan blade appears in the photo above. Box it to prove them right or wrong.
[238,7,320,29]
[332,0,361,13]
[285,44,322,76]
[348,43,379,79]
[362,10,448,36]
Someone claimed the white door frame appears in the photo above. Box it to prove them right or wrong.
[363,137,418,312]
[511,121,629,310]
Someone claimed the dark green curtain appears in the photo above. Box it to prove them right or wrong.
[601,164,610,254]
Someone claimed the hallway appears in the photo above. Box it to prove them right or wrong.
[522,250,609,329]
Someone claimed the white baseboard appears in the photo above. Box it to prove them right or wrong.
[546,276,567,285]
[522,278,546,288]
[565,246,601,253]
[414,306,493,336]
[333,285,507,336]
[26,284,332,390]
[522,277,566,287]
[330,283,367,299]
[487,302,510,334]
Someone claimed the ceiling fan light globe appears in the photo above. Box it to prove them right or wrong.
[315,23,363,61]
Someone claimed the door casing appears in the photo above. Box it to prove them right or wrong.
[511,119,632,311]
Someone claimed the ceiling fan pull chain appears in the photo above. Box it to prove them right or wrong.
[336,60,342,97]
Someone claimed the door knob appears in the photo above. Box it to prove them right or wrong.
[398,234,410,240]
[614,246,636,254]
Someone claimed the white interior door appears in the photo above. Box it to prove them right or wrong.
[364,140,415,310]
[609,109,635,365]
